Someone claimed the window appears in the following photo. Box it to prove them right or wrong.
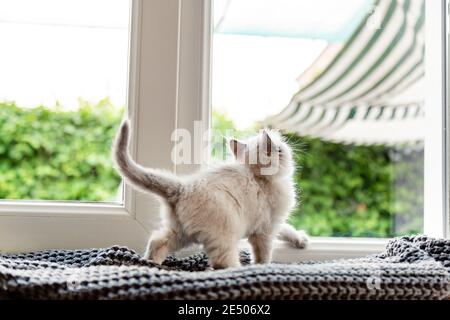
[0,0,182,254]
[0,0,447,259]
[211,0,428,238]
[0,0,130,202]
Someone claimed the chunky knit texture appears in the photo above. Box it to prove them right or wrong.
[0,235,449,299]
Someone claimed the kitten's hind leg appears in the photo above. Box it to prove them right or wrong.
[277,223,309,249]
[204,239,241,269]
[248,233,273,264]
[144,228,183,264]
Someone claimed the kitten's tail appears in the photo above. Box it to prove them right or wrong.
[113,120,182,203]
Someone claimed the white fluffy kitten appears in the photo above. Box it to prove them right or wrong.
[114,120,308,269]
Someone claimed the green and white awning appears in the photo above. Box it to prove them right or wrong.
[263,0,425,145]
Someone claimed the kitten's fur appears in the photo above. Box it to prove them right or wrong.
[114,120,308,268]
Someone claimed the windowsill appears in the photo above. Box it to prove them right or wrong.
[176,236,388,263]
[270,237,388,262]
[0,200,128,218]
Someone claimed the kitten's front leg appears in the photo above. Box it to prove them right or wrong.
[248,233,273,264]
[144,228,181,264]
[204,240,241,269]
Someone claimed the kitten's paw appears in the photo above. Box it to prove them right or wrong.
[209,250,241,269]
[211,260,241,270]
[144,249,166,265]
[292,230,309,249]
[144,241,168,264]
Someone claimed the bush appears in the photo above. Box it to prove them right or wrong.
[0,104,423,237]
[285,134,423,237]
[0,100,123,201]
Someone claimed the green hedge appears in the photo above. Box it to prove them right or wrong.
[0,104,423,237]
[0,100,123,201]
[285,134,423,237]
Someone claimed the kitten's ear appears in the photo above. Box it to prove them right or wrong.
[262,129,273,156]
[229,138,246,158]
[262,129,273,145]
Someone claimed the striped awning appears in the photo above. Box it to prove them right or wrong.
[263,0,425,145]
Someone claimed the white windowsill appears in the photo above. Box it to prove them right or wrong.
[271,237,388,262]
[176,236,388,263]
[0,200,128,218]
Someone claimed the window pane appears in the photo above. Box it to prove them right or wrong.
[211,0,425,237]
[0,0,130,202]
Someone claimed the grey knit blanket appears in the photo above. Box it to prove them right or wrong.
[0,235,449,299]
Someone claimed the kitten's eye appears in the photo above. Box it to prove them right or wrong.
[277,147,282,153]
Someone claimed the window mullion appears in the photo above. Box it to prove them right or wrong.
[424,0,448,238]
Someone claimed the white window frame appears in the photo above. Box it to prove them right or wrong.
[0,0,448,262]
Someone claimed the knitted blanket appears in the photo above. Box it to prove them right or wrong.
[0,235,449,299]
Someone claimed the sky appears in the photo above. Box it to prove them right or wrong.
[212,35,326,129]
[0,0,130,109]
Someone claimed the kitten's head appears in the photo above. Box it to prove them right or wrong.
[228,129,294,177]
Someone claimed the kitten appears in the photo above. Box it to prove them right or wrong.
[114,120,309,269]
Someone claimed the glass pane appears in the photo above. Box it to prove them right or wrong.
[0,0,130,202]
[211,0,425,237]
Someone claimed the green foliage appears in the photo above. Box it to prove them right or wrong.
[0,100,123,201]
[0,103,423,237]
[286,134,423,237]
[212,110,423,238]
